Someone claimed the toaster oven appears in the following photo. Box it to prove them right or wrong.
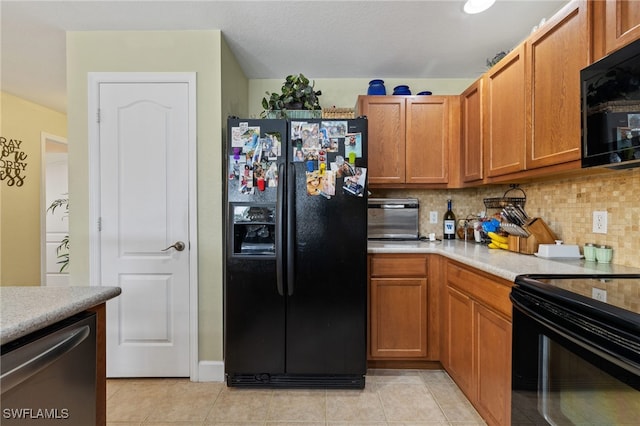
[367,198,419,240]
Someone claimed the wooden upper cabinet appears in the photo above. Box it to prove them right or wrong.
[406,96,451,184]
[483,0,588,181]
[526,0,588,170]
[357,96,406,184]
[484,44,526,178]
[357,95,458,186]
[593,0,640,60]
[461,78,483,183]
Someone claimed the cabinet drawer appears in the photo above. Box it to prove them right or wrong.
[370,254,428,277]
[446,262,512,319]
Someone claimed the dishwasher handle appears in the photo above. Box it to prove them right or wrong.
[0,324,91,394]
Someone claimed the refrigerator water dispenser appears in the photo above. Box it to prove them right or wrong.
[232,205,276,255]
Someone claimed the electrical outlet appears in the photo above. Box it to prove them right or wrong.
[429,211,438,224]
[593,211,608,234]
[592,288,607,302]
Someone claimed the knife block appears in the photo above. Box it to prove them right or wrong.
[508,218,557,255]
[508,235,539,255]
[525,217,557,244]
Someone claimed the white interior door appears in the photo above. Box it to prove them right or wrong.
[97,79,193,377]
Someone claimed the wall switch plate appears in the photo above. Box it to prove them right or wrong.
[592,287,607,302]
[430,211,438,224]
[593,211,608,234]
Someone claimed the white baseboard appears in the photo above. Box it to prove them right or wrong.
[194,360,225,382]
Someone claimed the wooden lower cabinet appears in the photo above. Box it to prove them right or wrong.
[370,276,427,358]
[367,254,512,425]
[475,303,512,426]
[444,286,474,394]
[442,260,512,426]
[368,254,438,361]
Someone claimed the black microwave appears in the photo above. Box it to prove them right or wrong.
[581,37,640,169]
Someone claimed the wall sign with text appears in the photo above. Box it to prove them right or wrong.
[1,136,28,187]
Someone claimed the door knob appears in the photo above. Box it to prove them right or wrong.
[161,241,186,252]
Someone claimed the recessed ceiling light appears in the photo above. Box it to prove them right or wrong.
[464,0,496,14]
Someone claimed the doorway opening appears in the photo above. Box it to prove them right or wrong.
[40,132,69,286]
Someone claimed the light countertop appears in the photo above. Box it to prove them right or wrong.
[368,240,640,282]
[0,286,121,345]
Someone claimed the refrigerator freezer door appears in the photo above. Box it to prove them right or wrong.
[224,258,286,376]
[225,119,288,378]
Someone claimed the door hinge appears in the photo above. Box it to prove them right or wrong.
[96,109,101,123]
[97,217,102,231]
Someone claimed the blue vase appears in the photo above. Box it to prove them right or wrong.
[393,85,411,95]
[367,79,386,95]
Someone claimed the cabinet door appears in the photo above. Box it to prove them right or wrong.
[444,286,474,396]
[475,304,512,426]
[526,0,587,170]
[484,45,526,177]
[370,277,428,358]
[405,97,449,184]
[461,79,483,183]
[602,0,640,58]
[357,96,406,184]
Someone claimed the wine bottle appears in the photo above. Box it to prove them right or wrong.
[443,199,456,240]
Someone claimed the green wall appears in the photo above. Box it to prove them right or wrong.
[66,30,227,363]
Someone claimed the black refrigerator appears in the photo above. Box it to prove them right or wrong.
[224,117,368,388]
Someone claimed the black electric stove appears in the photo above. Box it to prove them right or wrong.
[511,274,640,425]
[515,273,640,320]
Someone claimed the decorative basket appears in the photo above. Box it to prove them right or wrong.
[321,107,355,119]
[483,184,527,209]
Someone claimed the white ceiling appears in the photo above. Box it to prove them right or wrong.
[1,0,569,113]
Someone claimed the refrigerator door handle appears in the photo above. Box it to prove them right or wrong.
[286,162,296,296]
[276,162,285,297]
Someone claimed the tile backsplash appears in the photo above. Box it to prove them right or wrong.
[372,167,640,268]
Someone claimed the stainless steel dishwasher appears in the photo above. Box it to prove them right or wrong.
[1,311,96,425]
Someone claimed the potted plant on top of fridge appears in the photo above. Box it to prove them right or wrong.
[261,73,322,119]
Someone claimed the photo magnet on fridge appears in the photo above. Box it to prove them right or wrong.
[239,164,254,194]
[343,167,367,197]
[263,132,282,159]
[306,170,322,196]
[265,162,278,187]
[292,121,321,149]
[293,147,305,162]
[345,132,362,158]
[331,155,355,178]
[321,121,347,138]
[231,124,260,148]
[320,170,336,198]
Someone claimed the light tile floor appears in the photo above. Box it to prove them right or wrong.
[106,369,486,425]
